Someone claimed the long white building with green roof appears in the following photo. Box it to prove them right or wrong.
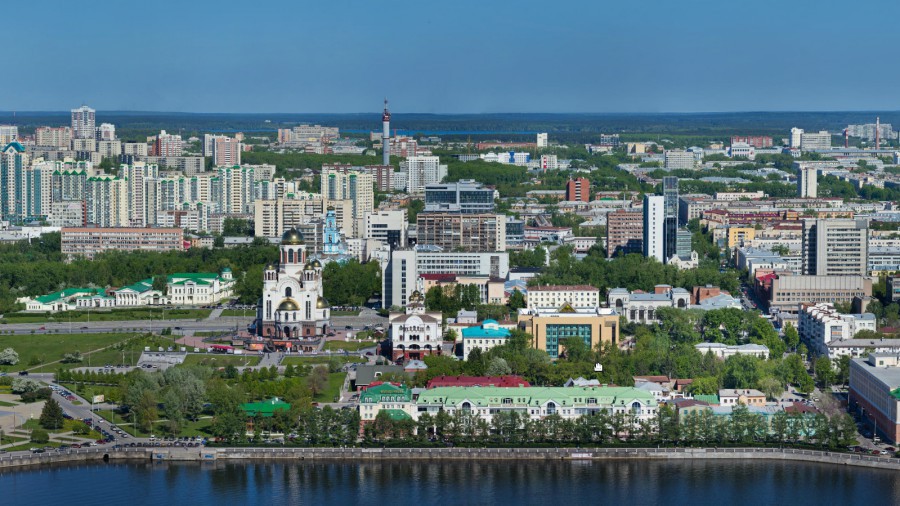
[360,384,659,429]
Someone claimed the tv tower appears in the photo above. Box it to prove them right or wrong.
[382,99,391,166]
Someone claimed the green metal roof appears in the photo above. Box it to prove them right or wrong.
[241,398,291,417]
[417,386,656,408]
[694,394,720,405]
[382,409,412,421]
[360,383,412,404]
[35,288,105,304]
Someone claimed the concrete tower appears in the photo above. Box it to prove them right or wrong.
[382,99,391,166]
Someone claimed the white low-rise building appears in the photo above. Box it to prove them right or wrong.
[695,342,770,360]
[798,303,877,357]
[526,284,600,311]
[388,291,444,362]
[607,285,691,324]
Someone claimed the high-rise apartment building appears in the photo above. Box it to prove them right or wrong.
[210,136,241,166]
[643,195,665,263]
[85,175,128,227]
[398,156,447,192]
[97,123,116,141]
[320,169,373,238]
[153,130,183,157]
[797,165,818,198]
[71,105,96,139]
[0,126,19,144]
[121,162,159,227]
[35,126,72,148]
[606,209,643,258]
[536,133,548,148]
[213,165,255,215]
[565,177,590,202]
[424,180,495,214]
[790,127,803,148]
[416,213,506,252]
[24,161,54,220]
[802,218,869,277]
[0,142,29,222]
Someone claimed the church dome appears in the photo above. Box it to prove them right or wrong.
[409,290,424,303]
[281,228,303,245]
[304,262,315,271]
[265,263,275,271]
[311,259,322,268]
[277,298,299,311]
[316,296,329,309]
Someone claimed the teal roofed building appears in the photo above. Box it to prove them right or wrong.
[359,383,414,424]
[114,270,234,307]
[18,287,112,313]
[461,319,511,360]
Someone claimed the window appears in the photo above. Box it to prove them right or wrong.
[546,402,557,415]
[285,287,292,298]
[461,402,472,412]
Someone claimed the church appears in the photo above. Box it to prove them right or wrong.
[256,228,331,348]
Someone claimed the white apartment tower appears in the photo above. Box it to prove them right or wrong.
[643,195,665,263]
[537,133,548,148]
[798,165,818,198]
[71,105,96,139]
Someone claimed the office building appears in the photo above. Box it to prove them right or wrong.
[517,307,620,359]
[61,227,183,259]
[540,154,559,170]
[424,180,494,214]
[397,156,447,193]
[767,275,872,315]
[797,165,818,198]
[526,285,600,311]
[536,133,548,148]
[800,130,831,150]
[849,354,900,443]
[416,213,506,252]
[606,209,643,258]
[71,105,96,139]
[662,176,679,260]
[34,126,72,148]
[364,210,407,248]
[643,195,665,262]
[321,169,374,238]
[381,249,509,308]
[565,177,590,202]
[664,150,695,170]
[802,218,868,276]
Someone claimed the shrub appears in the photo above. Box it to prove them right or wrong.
[30,428,50,444]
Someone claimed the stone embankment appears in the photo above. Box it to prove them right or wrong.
[2,446,899,471]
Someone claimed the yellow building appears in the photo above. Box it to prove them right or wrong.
[726,227,756,249]
[517,306,620,359]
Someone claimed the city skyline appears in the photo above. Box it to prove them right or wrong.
[4,0,900,114]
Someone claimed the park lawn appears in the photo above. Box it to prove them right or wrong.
[323,340,376,352]
[219,310,255,317]
[0,308,211,324]
[4,441,64,452]
[180,354,261,368]
[0,434,26,445]
[59,383,123,403]
[94,411,213,438]
[0,400,17,407]
[305,372,346,403]
[22,419,101,439]
[281,356,367,366]
[0,333,132,372]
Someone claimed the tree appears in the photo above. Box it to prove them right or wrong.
[687,376,719,395]
[783,323,800,351]
[560,336,591,362]
[61,352,83,363]
[508,289,526,311]
[0,347,18,365]
[30,428,49,444]
[722,354,761,389]
[39,398,64,430]
[152,275,168,296]
[814,356,835,388]
[308,365,329,398]
[758,376,783,401]
[485,357,512,376]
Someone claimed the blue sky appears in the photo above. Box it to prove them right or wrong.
[3,0,900,113]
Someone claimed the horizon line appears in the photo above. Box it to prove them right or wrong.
[1,109,899,116]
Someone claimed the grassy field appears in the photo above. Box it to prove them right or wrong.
[301,372,347,403]
[219,310,255,317]
[281,356,367,366]
[323,340,377,352]
[93,410,213,438]
[0,400,17,407]
[0,333,132,372]
[180,354,261,368]
[0,333,179,372]
[0,308,211,324]
[22,419,102,439]
[0,434,26,445]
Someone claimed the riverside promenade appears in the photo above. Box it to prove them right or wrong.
[2,446,900,471]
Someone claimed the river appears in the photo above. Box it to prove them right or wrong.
[1,460,898,505]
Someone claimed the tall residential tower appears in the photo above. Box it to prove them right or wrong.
[382,99,391,166]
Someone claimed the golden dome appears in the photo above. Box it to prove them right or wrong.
[281,228,303,245]
[316,296,329,309]
[277,298,299,311]
[311,259,322,268]
[304,262,315,270]
[409,290,424,303]
[265,263,275,270]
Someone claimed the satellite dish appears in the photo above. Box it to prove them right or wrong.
[594,363,603,372]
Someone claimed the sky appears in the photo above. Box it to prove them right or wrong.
[3,0,900,114]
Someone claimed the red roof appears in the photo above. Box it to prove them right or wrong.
[426,375,530,389]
